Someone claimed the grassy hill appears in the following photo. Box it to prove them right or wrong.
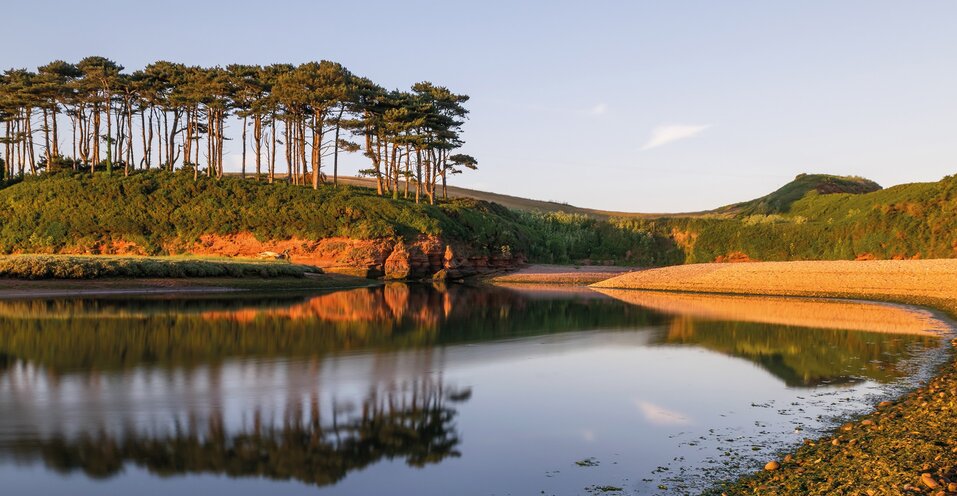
[652,174,957,262]
[0,172,679,267]
[0,171,954,268]
[714,173,882,216]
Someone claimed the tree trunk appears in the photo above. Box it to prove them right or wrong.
[70,113,77,169]
[269,115,277,183]
[92,104,101,171]
[284,118,292,183]
[105,93,113,174]
[41,108,51,167]
[333,107,343,187]
[367,133,382,195]
[415,148,422,204]
[404,145,411,199]
[311,111,321,189]
[126,98,134,173]
[218,111,225,178]
[51,104,60,159]
[206,112,213,178]
[241,114,248,179]
[25,108,36,174]
[253,114,262,181]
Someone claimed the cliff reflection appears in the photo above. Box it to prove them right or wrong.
[0,285,659,373]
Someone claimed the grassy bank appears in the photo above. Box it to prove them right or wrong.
[593,260,957,495]
[0,254,320,279]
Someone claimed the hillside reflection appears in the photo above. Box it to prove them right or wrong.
[656,317,935,386]
[0,285,936,384]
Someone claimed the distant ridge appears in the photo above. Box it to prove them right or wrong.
[334,176,701,219]
[338,173,883,219]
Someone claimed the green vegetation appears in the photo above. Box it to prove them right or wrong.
[515,172,955,264]
[0,254,315,279]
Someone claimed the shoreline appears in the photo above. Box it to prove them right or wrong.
[484,264,636,285]
[593,260,957,495]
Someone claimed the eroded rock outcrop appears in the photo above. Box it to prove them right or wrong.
[185,232,522,280]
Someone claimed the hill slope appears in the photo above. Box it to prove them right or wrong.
[714,173,882,216]
[333,176,699,218]
[0,172,679,272]
[1,171,955,272]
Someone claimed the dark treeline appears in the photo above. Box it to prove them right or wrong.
[0,57,476,204]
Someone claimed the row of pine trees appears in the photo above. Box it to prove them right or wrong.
[0,57,477,204]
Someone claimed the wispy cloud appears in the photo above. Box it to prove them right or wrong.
[640,124,710,150]
[634,400,691,425]
[590,103,609,116]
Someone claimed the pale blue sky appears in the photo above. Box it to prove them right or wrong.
[4,0,956,211]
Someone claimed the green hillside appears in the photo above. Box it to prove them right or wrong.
[0,172,677,267]
[0,171,954,268]
[715,173,883,216]
[650,174,957,262]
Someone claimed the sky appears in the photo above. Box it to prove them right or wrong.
[3,0,957,212]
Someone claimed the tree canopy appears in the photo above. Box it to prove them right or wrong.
[0,57,476,204]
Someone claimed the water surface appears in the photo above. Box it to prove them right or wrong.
[0,284,946,495]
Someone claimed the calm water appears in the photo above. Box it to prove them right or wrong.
[0,284,947,495]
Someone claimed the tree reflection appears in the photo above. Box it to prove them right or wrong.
[4,379,467,486]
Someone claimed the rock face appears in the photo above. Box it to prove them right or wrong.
[189,233,395,277]
[186,232,523,280]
